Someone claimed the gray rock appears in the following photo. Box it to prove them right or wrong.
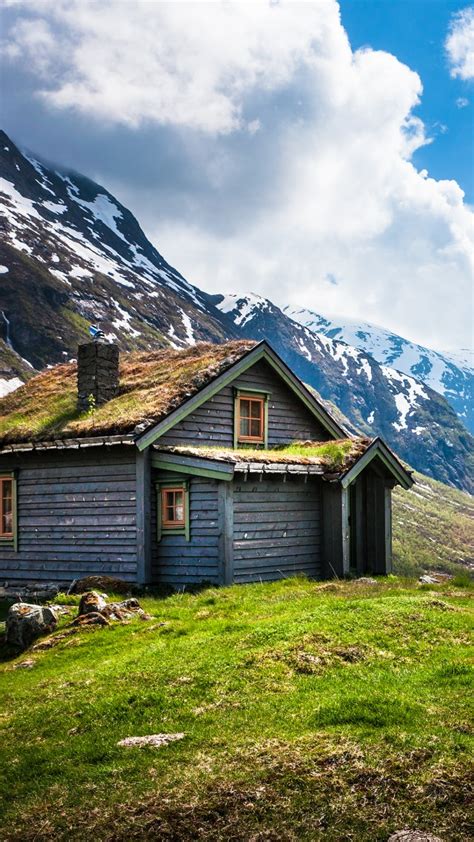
[388,832,443,842]
[354,577,378,585]
[419,575,439,584]
[6,603,58,650]
[77,591,107,616]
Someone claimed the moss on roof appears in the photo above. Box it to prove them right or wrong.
[157,438,371,474]
[0,341,257,444]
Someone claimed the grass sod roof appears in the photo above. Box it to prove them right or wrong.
[0,341,257,445]
[156,438,371,475]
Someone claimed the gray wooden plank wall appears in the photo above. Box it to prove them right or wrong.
[160,358,330,446]
[0,447,137,586]
[151,473,221,587]
[232,476,322,583]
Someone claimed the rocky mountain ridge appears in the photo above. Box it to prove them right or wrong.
[285,306,474,435]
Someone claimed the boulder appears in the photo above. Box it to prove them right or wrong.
[78,591,107,616]
[5,603,58,650]
[73,611,110,627]
[73,595,150,626]
[69,575,133,595]
[104,598,151,621]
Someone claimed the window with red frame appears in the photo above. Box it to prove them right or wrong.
[161,486,186,529]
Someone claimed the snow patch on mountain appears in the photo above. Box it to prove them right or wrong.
[285,305,474,434]
[0,376,23,398]
[217,292,269,327]
[180,310,196,345]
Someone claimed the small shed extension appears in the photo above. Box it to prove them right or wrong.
[151,438,413,585]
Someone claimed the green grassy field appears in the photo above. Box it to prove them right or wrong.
[1,577,472,841]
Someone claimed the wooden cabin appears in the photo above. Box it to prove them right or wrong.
[0,340,413,589]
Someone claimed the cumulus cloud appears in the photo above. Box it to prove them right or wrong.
[2,0,473,350]
[2,0,347,134]
[445,5,474,79]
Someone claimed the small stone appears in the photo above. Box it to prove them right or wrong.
[419,575,439,584]
[13,658,35,669]
[117,733,184,748]
[6,603,58,650]
[388,832,443,842]
[354,577,377,585]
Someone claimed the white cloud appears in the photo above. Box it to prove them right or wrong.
[456,96,470,107]
[445,5,474,80]
[2,0,474,350]
[2,0,347,135]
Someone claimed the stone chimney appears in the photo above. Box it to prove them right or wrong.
[77,341,119,412]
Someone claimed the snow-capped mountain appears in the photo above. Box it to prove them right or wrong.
[214,293,474,493]
[285,307,474,435]
[0,130,472,492]
[0,129,235,382]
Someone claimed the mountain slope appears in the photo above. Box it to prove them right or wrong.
[393,470,474,576]
[285,306,474,435]
[0,130,236,373]
[213,293,474,493]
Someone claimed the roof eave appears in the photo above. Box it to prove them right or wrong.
[340,437,414,490]
[0,434,136,454]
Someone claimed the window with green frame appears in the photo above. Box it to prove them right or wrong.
[0,472,18,550]
[156,480,190,541]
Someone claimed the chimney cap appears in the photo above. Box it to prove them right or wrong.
[89,324,105,342]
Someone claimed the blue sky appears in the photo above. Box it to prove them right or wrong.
[339,0,473,201]
[1,1,473,351]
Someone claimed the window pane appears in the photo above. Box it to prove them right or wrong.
[240,399,250,418]
[166,505,175,521]
[175,503,184,521]
[250,400,261,419]
[2,480,12,534]
[240,417,250,437]
[165,491,174,508]
[250,419,262,437]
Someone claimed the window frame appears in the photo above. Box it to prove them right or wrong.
[234,388,270,448]
[161,486,186,529]
[0,472,17,550]
[156,479,190,542]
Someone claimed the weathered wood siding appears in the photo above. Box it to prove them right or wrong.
[232,476,322,583]
[151,473,221,587]
[0,448,137,585]
[324,470,393,578]
[160,359,330,447]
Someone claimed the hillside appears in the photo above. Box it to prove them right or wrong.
[286,306,474,435]
[1,577,472,841]
[1,130,473,492]
[393,471,474,576]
